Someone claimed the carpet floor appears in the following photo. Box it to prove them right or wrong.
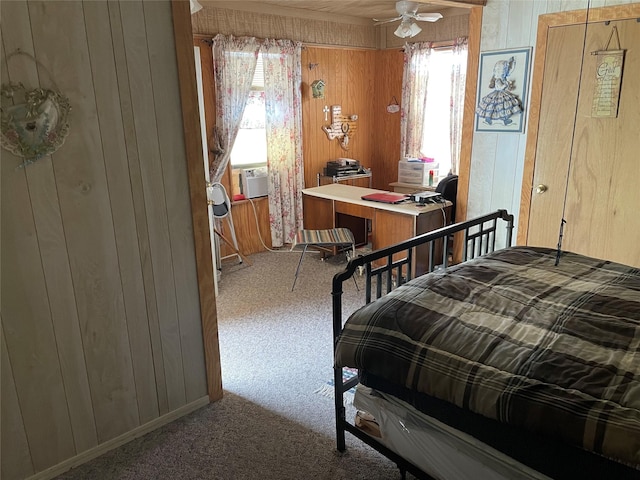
[54,247,413,479]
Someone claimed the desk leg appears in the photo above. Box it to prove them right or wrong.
[373,208,448,277]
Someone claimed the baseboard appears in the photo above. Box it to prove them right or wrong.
[27,396,210,480]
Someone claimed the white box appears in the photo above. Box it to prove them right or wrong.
[397,160,439,186]
[241,167,268,198]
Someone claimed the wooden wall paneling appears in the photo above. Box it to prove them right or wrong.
[467,133,497,214]
[30,1,140,442]
[351,50,376,168]
[120,1,187,412]
[505,0,535,45]
[327,48,341,171]
[301,47,315,187]
[1,325,34,480]
[317,47,331,171]
[146,1,208,403]
[491,134,521,218]
[372,49,403,190]
[108,1,169,415]
[26,157,100,454]
[302,47,330,187]
[1,1,80,470]
[84,0,160,427]
[301,47,377,189]
[173,1,222,402]
[229,198,272,255]
[3,0,98,457]
[1,154,75,470]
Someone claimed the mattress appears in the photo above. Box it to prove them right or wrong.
[336,246,640,470]
[353,384,550,480]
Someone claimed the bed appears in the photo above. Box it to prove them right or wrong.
[331,210,640,480]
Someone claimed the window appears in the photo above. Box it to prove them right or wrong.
[230,54,267,169]
[420,48,467,177]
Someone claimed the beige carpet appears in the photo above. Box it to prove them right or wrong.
[55,248,414,479]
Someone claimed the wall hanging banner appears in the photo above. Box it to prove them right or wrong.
[591,27,625,118]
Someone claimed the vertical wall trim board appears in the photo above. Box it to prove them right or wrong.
[172,0,223,402]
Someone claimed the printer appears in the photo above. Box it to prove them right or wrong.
[324,158,361,177]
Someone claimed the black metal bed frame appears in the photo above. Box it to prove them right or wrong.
[331,210,515,479]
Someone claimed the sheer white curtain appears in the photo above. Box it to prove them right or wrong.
[400,42,433,159]
[449,37,468,175]
[262,39,304,247]
[210,35,260,182]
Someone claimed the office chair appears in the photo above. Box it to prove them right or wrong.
[207,182,245,267]
[436,174,458,223]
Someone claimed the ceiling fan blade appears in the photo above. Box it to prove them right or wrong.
[414,13,443,22]
[373,15,402,25]
[396,1,419,16]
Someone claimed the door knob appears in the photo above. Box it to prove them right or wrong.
[535,184,548,194]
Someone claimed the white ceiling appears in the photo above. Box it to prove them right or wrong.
[200,1,476,25]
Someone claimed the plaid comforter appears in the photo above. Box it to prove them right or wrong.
[335,246,640,468]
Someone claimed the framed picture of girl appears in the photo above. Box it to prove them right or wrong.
[475,47,532,133]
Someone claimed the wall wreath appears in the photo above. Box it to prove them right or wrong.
[1,82,71,167]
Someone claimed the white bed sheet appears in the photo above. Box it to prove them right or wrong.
[353,384,551,480]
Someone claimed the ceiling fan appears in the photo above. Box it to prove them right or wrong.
[373,1,443,38]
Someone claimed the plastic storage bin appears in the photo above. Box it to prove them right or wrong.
[398,160,439,186]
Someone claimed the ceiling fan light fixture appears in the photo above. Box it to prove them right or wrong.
[394,19,422,38]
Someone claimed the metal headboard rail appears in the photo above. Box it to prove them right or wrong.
[333,209,514,309]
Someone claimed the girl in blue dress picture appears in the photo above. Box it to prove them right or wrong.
[476,56,523,126]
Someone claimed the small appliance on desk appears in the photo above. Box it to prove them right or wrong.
[324,158,361,177]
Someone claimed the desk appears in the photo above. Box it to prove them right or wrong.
[302,184,451,275]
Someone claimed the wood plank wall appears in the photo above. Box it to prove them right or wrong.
[0,2,210,479]
[371,49,405,190]
[301,47,377,189]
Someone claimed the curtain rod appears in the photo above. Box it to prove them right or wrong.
[195,34,463,51]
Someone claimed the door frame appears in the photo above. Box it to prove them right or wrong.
[171,0,223,402]
[517,3,640,245]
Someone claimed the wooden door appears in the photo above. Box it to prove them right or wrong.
[523,11,640,267]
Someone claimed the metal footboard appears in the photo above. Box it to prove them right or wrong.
[330,209,514,479]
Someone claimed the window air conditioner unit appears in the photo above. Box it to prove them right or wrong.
[241,167,268,198]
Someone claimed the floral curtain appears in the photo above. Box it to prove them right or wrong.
[262,39,304,247]
[210,35,260,182]
[400,42,433,159]
[449,37,468,175]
